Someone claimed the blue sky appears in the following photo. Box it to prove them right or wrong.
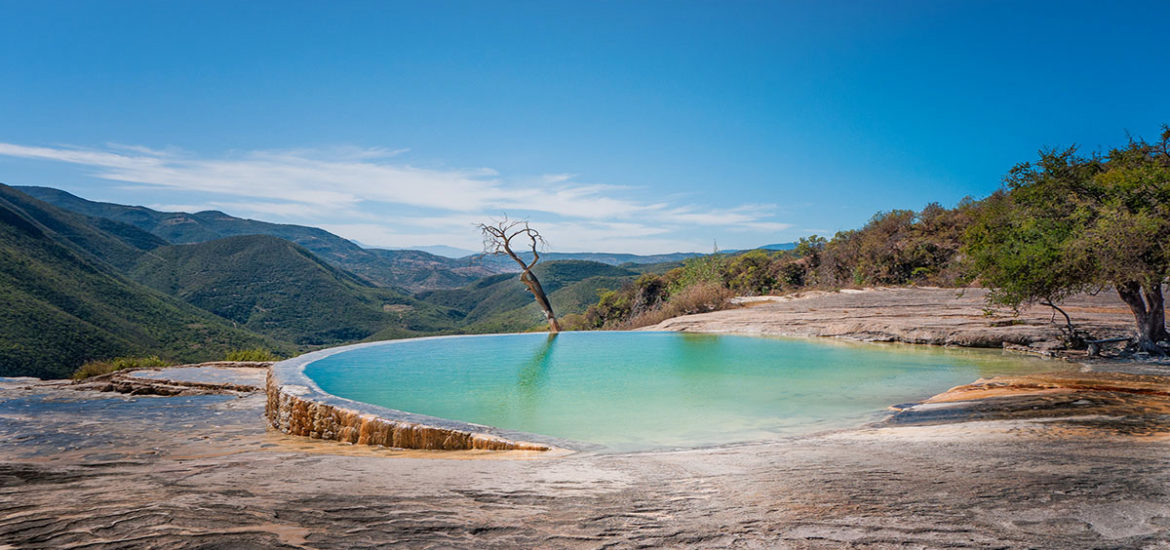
[1,1,1167,254]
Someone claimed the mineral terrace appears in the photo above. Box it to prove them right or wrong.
[2,287,1169,549]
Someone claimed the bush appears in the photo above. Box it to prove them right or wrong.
[558,313,588,331]
[72,356,171,380]
[773,260,808,289]
[574,199,983,329]
[224,348,279,362]
[670,254,726,293]
[622,282,734,329]
[724,250,775,295]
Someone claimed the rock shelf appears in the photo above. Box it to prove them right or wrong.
[4,287,1169,548]
[264,342,559,452]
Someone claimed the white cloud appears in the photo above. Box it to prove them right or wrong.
[0,141,795,254]
[321,218,691,254]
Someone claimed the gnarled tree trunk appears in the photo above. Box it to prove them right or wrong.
[480,219,560,333]
[1116,281,1169,353]
[520,270,560,333]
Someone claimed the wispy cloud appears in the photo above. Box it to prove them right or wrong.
[0,142,793,253]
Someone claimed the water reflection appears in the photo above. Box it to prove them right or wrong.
[673,332,725,372]
[485,333,559,424]
[516,332,558,396]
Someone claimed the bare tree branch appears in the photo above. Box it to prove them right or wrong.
[478,217,560,333]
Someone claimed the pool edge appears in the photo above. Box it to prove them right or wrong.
[264,336,572,453]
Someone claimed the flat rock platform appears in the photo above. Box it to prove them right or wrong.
[2,288,1170,549]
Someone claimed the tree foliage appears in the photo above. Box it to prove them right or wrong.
[576,200,983,329]
[577,126,1170,346]
[965,127,1170,350]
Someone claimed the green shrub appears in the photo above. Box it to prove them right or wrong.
[224,348,279,362]
[670,254,727,293]
[724,250,775,295]
[774,261,808,289]
[72,356,171,380]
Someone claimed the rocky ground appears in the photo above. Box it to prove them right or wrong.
[651,286,1136,352]
[2,288,1170,549]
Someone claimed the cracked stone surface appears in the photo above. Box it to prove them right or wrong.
[4,371,1170,548]
[650,287,1136,350]
[3,290,1170,548]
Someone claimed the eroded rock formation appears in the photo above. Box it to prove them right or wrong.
[264,370,551,451]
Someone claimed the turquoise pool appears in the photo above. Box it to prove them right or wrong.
[303,331,1060,451]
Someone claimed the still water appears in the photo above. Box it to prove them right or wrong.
[305,331,1061,451]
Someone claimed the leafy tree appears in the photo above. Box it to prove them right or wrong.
[793,235,827,261]
[816,229,862,287]
[773,261,809,289]
[964,189,1094,343]
[670,253,726,293]
[965,128,1170,351]
[724,250,775,295]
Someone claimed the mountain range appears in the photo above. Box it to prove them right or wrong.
[2,184,793,379]
[16,186,711,288]
[0,185,282,378]
[16,186,498,292]
[0,185,667,377]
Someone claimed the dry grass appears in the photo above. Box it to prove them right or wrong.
[72,356,171,380]
[621,283,734,329]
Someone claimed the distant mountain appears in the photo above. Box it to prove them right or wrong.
[758,242,796,251]
[16,186,723,289]
[16,186,501,292]
[131,235,459,345]
[719,242,797,254]
[406,245,479,258]
[0,186,168,272]
[368,249,495,292]
[0,184,279,378]
[415,260,639,333]
[0,184,665,377]
[473,251,703,272]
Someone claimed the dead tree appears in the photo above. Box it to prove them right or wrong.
[479,218,560,333]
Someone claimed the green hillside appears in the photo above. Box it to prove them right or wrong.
[18,186,500,291]
[0,185,168,271]
[367,248,491,290]
[131,235,460,345]
[16,186,702,288]
[413,260,639,334]
[464,250,702,272]
[0,185,281,379]
[0,185,682,376]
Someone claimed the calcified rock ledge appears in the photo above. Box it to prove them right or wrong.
[890,371,1170,434]
[650,286,1135,351]
[5,364,1170,548]
[4,298,1170,547]
[265,371,551,451]
[72,361,271,396]
[264,339,559,452]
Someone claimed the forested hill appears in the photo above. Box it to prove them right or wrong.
[16,185,500,292]
[17,186,709,284]
[0,184,279,378]
[415,260,639,333]
[130,235,460,345]
[472,251,703,272]
[0,184,657,378]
